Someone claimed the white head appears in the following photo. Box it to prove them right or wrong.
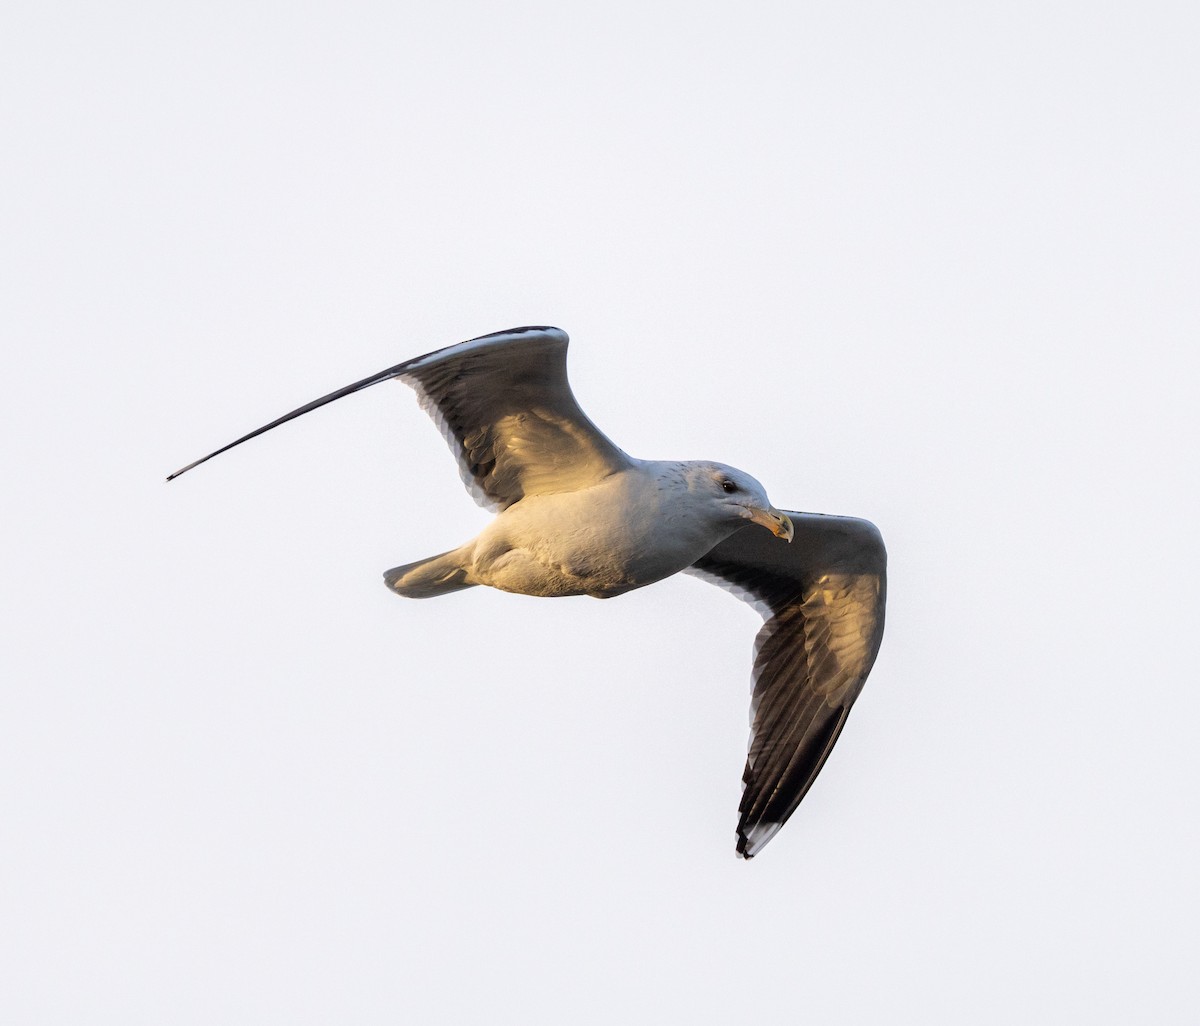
[682,462,794,541]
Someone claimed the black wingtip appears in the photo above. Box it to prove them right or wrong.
[163,360,412,484]
[165,455,208,481]
[735,831,753,859]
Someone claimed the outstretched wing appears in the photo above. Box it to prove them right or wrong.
[687,513,886,858]
[397,327,631,510]
[167,326,633,509]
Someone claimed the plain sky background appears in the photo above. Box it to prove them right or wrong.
[3,1,1197,1022]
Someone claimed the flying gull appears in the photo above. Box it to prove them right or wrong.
[168,326,886,857]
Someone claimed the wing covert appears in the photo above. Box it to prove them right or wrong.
[687,512,886,858]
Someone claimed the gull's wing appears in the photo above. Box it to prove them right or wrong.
[397,327,632,509]
[687,513,886,858]
[167,326,634,509]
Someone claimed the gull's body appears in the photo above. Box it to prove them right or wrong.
[393,460,789,600]
[170,326,886,858]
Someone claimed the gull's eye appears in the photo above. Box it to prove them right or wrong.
[721,480,738,494]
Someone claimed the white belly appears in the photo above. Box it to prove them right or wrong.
[466,467,730,598]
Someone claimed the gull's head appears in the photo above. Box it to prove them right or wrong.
[687,463,794,542]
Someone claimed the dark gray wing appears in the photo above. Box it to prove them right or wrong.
[687,513,886,858]
[397,327,632,510]
[168,326,633,509]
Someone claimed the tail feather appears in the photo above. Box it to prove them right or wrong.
[384,549,475,599]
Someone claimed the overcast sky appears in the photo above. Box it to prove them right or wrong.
[2,1,1197,1022]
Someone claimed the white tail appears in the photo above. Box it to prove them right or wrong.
[383,549,475,599]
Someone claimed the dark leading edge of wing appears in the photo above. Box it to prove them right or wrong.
[688,513,887,858]
[167,327,632,508]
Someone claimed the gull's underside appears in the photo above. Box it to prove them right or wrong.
[169,325,887,858]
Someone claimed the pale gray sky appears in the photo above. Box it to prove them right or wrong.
[2,1,1197,1022]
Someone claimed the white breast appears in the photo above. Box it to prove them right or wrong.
[466,463,737,598]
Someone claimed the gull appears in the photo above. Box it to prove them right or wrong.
[169,326,886,857]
